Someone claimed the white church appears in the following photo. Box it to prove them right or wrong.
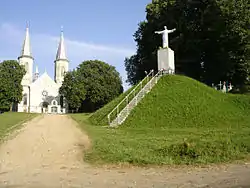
[17,25,68,114]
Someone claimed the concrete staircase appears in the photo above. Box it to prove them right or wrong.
[107,69,164,127]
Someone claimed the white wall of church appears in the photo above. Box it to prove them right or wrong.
[17,72,66,114]
[17,86,30,113]
[29,73,61,113]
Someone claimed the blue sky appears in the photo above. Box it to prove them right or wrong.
[0,0,151,90]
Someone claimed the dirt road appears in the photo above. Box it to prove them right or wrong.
[0,115,249,188]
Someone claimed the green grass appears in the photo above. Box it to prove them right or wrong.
[71,75,250,165]
[0,112,37,141]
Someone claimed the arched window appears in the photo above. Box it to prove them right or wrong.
[61,67,65,77]
[23,93,27,105]
[25,62,29,73]
[51,100,57,106]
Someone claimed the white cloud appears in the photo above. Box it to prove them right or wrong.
[50,36,134,56]
[0,22,135,90]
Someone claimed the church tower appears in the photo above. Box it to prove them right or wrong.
[54,27,69,84]
[18,24,34,86]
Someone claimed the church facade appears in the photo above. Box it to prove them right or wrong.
[17,25,69,114]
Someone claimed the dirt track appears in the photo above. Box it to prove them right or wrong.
[0,115,249,188]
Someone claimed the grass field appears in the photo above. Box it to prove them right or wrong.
[71,75,250,165]
[0,112,37,141]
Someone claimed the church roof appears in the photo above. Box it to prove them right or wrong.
[18,24,33,59]
[55,27,68,61]
[31,71,59,88]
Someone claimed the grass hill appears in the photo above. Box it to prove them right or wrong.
[123,75,250,128]
[72,75,250,165]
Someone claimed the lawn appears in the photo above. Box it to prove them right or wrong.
[0,112,37,141]
[71,75,250,165]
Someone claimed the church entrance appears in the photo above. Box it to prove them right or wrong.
[41,102,49,113]
[51,106,58,113]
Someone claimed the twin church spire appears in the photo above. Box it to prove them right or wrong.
[18,23,69,84]
[19,24,68,62]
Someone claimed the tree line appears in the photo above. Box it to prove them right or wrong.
[125,0,250,91]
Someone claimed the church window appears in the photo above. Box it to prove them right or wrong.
[25,62,29,73]
[23,93,27,105]
[52,100,57,106]
[61,67,65,76]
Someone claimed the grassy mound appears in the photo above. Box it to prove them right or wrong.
[0,112,37,141]
[123,75,250,128]
[72,75,250,165]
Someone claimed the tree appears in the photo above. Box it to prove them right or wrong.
[77,60,123,112]
[216,0,250,88]
[59,70,86,112]
[0,60,25,111]
[125,0,250,89]
[59,60,123,112]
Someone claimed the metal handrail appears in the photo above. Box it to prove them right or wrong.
[107,69,154,125]
[114,69,164,126]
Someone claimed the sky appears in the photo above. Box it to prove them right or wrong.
[0,0,151,90]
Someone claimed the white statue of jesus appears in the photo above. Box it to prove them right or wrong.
[155,26,176,48]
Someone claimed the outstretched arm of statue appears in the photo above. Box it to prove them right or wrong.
[155,30,164,34]
[168,28,176,33]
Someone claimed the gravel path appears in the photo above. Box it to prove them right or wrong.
[0,115,249,188]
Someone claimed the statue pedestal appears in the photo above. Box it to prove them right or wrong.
[157,48,175,73]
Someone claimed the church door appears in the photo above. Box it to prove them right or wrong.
[42,102,49,113]
[51,106,58,113]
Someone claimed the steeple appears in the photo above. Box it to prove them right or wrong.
[18,23,34,85]
[55,26,68,61]
[54,26,69,84]
[18,22,33,60]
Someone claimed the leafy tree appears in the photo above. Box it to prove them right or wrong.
[125,0,250,89]
[0,60,25,111]
[59,70,86,112]
[59,60,123,112]
[216,0,250,89]
[77,60,123,112]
